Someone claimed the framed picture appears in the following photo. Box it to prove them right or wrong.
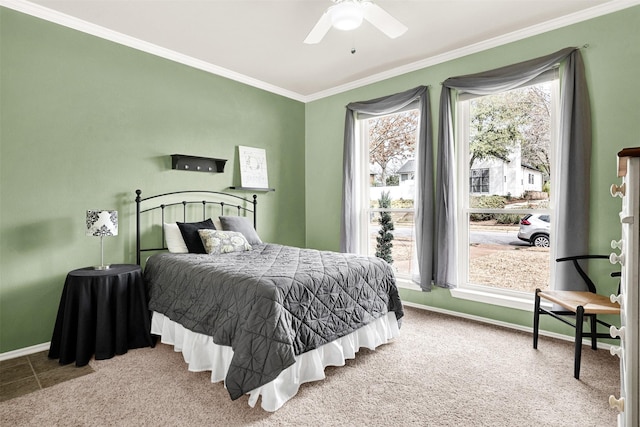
[238,146,269,188]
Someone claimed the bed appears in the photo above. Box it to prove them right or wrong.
[136,189,403,411]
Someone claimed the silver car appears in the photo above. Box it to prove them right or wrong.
[517,214,550,247]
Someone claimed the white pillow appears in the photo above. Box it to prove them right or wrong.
[164,223,188,253]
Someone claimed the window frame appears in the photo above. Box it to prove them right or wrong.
[451,72,560,309]
[354,107,420,284]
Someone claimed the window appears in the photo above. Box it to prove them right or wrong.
[470,168,489,193]
[456,75,558,296]
[356,109,420,281]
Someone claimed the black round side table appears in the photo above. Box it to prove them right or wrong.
[48,264,154,366]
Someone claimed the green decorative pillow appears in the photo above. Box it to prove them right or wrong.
[198,229,252,255]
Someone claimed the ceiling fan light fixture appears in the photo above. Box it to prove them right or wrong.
[330,2,364,31]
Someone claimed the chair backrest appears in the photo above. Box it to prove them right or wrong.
[611,271,622,294]
[556,255,610,293]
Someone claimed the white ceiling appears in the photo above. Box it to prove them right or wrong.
[6,0,639,101]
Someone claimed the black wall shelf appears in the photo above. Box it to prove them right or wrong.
[171,154,227,173]
[228,186,275,192]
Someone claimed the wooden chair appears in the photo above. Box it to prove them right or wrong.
[533,255,620,379]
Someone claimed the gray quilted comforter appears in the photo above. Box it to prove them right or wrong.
[144,243,403,400]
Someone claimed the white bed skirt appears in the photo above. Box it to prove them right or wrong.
[151,311,400,412]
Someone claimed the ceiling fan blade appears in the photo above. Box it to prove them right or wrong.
[304,11,333,44]
[363,3,407,39]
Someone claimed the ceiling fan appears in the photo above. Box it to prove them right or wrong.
[304,0,408,44]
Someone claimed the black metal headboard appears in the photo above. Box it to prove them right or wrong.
[135,189,257,265]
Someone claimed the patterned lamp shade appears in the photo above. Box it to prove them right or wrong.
[86,210,118,237]
[86,210,118,270]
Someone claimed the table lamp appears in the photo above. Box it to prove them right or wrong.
[86,210,118,270]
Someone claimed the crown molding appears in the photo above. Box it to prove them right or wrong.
[0,0,307,102]
[303,0,640,102]
[2,0,639,103]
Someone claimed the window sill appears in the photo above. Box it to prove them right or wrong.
[450,287,551,312]
[396,279,553,313]
[396,277,421,291]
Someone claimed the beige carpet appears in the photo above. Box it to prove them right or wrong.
[0,306,620,426]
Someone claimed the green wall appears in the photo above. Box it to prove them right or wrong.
[305,7,640,329]
[2,5,639,354]
[0,8,306,353]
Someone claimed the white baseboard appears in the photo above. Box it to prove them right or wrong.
[0,303,616,362]
[0,342,50,362]
[402,301,615,351]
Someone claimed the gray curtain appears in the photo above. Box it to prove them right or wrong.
[341,86,434,291]
[434,90,457,289]
[435,47,591,290]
